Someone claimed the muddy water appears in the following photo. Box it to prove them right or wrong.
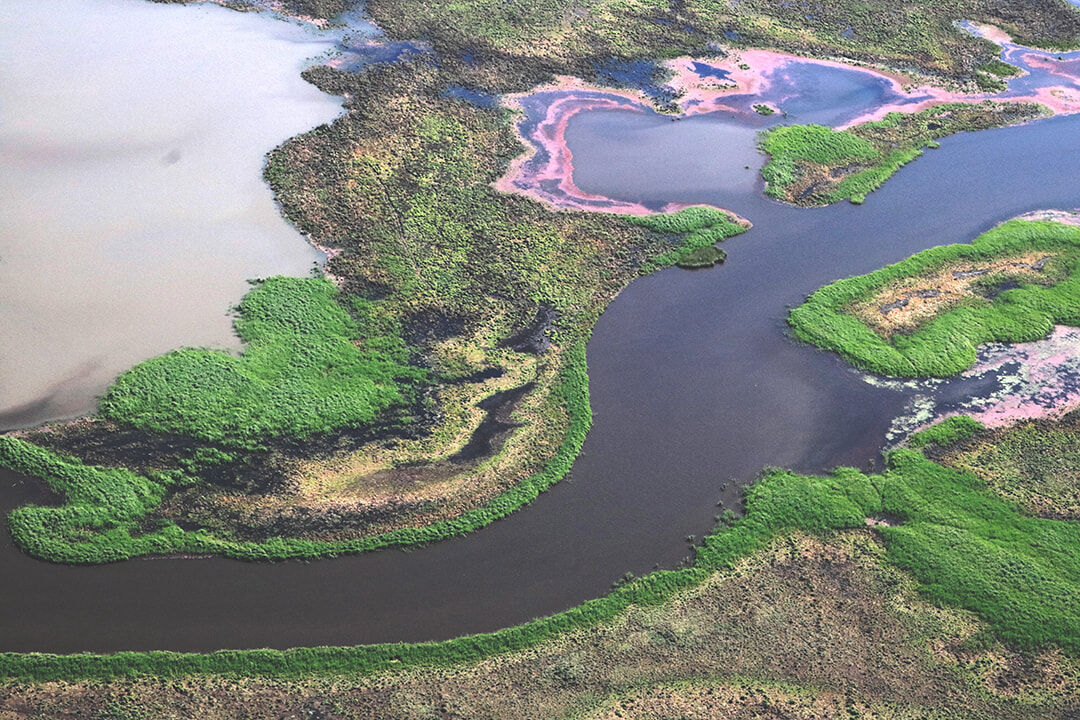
[0,0,339,429]
[4,11,1080,652]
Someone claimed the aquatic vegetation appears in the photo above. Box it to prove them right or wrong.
[362,0,1080,93]
[674,246,726,269]
[940,409,1080,521]
[761,101,1050,205]
[625,206,745,271]
[759,123,878,201]
[980,59,1023,78]
[0,62,746,563]
[0,343,594,563]
[788,219,1080,377]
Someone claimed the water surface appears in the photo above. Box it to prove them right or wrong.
[0,0,339,429]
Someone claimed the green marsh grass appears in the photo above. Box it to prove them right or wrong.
[788,219,1080,377]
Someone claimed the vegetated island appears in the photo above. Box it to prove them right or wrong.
[788,217,1080,376]
[5,411,1080,719]
[759,101,1050,205]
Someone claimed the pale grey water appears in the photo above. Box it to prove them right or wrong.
[0,0,340,429]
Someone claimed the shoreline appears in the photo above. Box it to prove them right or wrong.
[495,34,1080,214]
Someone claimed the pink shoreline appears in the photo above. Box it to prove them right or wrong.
[934,326,1080,429]
[495,29,1080,214]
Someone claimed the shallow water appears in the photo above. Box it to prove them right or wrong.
[3,9,1080,653]
[0,0,340,429]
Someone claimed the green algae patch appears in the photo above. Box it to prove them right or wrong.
[788,219,1080,377]
[99,276,426,450]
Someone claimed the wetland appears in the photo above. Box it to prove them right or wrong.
[5,0,1080,717]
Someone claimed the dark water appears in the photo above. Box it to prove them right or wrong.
[4,47,1080,652]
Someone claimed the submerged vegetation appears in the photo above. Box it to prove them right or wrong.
[760,101,1050,206]
[5,412,1080,718]
[788,218,1080,377]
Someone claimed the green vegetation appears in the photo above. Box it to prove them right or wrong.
[759,122,878,202]
[360,0,1080,93]
[8,412,1080,681]
[908,414,985,450]
[100,276,424,450]
[0,343,595,563]
[941,409,1080,521]
[980,58,1023,77]
[625,206,745,271]
[752,103,775,116]
[974,58,1021,92]
[0,61,747,563]
[788,218,1080,377]
[674,245,727,269]
[761,102,1049,205]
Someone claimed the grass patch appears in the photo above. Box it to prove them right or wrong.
[99,276,425,450]
[788,218,1080,377]
[940,409,1080,521]
[980,59,1022,77]
[675,245,726,269]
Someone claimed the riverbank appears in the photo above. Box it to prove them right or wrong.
[5,412,1080,718]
